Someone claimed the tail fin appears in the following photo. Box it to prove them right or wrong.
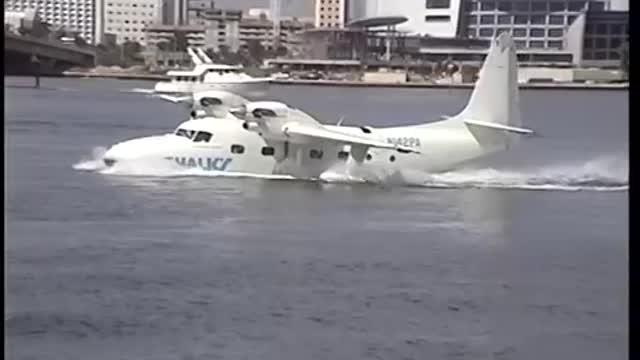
[457,33,531,149]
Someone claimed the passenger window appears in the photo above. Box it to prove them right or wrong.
[261,146,275,156]
[231,144,245,154]
[337,151,349,160]
[200,97,222,107]
[193,131,212,142]
[310,149,323,159]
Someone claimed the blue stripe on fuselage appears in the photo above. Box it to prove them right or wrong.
[170,157,233,171]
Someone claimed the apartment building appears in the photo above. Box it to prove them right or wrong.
[4,0,96,43]
[315,0,349,28]
[95,0,162,45]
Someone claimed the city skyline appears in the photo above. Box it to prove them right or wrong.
[214,0,311,17]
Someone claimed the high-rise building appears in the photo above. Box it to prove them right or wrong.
[575,9,628,67]
[95,0,163,45]
[4,0,97,43]
[174,0,188,25]
[157,0,188,25]
[315,0,349,28]
[462,0,612,49]
[359,0,615,42]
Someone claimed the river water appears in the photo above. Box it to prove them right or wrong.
[5,76,628,360]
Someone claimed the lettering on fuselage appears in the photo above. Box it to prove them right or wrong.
[387,137,421,148]
[166,156,233,171]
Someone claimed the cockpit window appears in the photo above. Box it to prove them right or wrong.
[200,97,222,107]
[175,128,195,139]
[252,108,278,118]
[193,131,212,142]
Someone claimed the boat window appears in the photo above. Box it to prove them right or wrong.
[175,128,195,139]
[261,146,275,156]
[389,155,396,162]
[193,131,212,142]
[309,149,323,159]
[200,97,222,107]
[231,144,245,154]
[366,154,372,161]
[337,151,349,160]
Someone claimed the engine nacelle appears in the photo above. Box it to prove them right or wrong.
[242,121,260,132]
[190,109,207,119]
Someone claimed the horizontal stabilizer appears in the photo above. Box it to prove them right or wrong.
[464,119,534,135]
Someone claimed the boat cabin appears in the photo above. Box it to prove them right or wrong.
[166,64,244,83]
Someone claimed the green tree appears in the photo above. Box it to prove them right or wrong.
[157,40,172,52]
[275,45,288,58]
[122,40,142,57]
[620,41,629,77]
[218,44,231,60]
[174,32,188,52]
[246,39,265,65]
[74,34,87,47]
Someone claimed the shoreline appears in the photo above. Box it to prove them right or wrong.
[18,71,632,91]
[271,79,629,90]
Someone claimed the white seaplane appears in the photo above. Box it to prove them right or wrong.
[103,33,534,182]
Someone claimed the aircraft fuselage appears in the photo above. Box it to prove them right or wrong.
[103,116,492,181]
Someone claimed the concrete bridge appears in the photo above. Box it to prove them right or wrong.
[4,31,96,75]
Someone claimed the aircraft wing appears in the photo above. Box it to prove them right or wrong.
[284,123,420,154]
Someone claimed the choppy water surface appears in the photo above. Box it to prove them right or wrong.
[5,77,628,359]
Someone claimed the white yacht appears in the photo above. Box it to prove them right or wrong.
[152,48,272,96]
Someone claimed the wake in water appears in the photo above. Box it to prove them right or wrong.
[72,147,627,192]
[419,157,628,192]
[72,146,109,172]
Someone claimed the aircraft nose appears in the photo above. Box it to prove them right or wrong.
[102,143,126,167]
[102,135,175,167]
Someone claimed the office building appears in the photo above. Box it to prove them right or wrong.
[358,1,616,40]
[4,0,97,43]
[315,0,349,28]
[239,17,312,52]
[173,0,188,25]
[462,0,612,49]
[95,0,162,45]
[144,16,312,55]
[567,9,628,67]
